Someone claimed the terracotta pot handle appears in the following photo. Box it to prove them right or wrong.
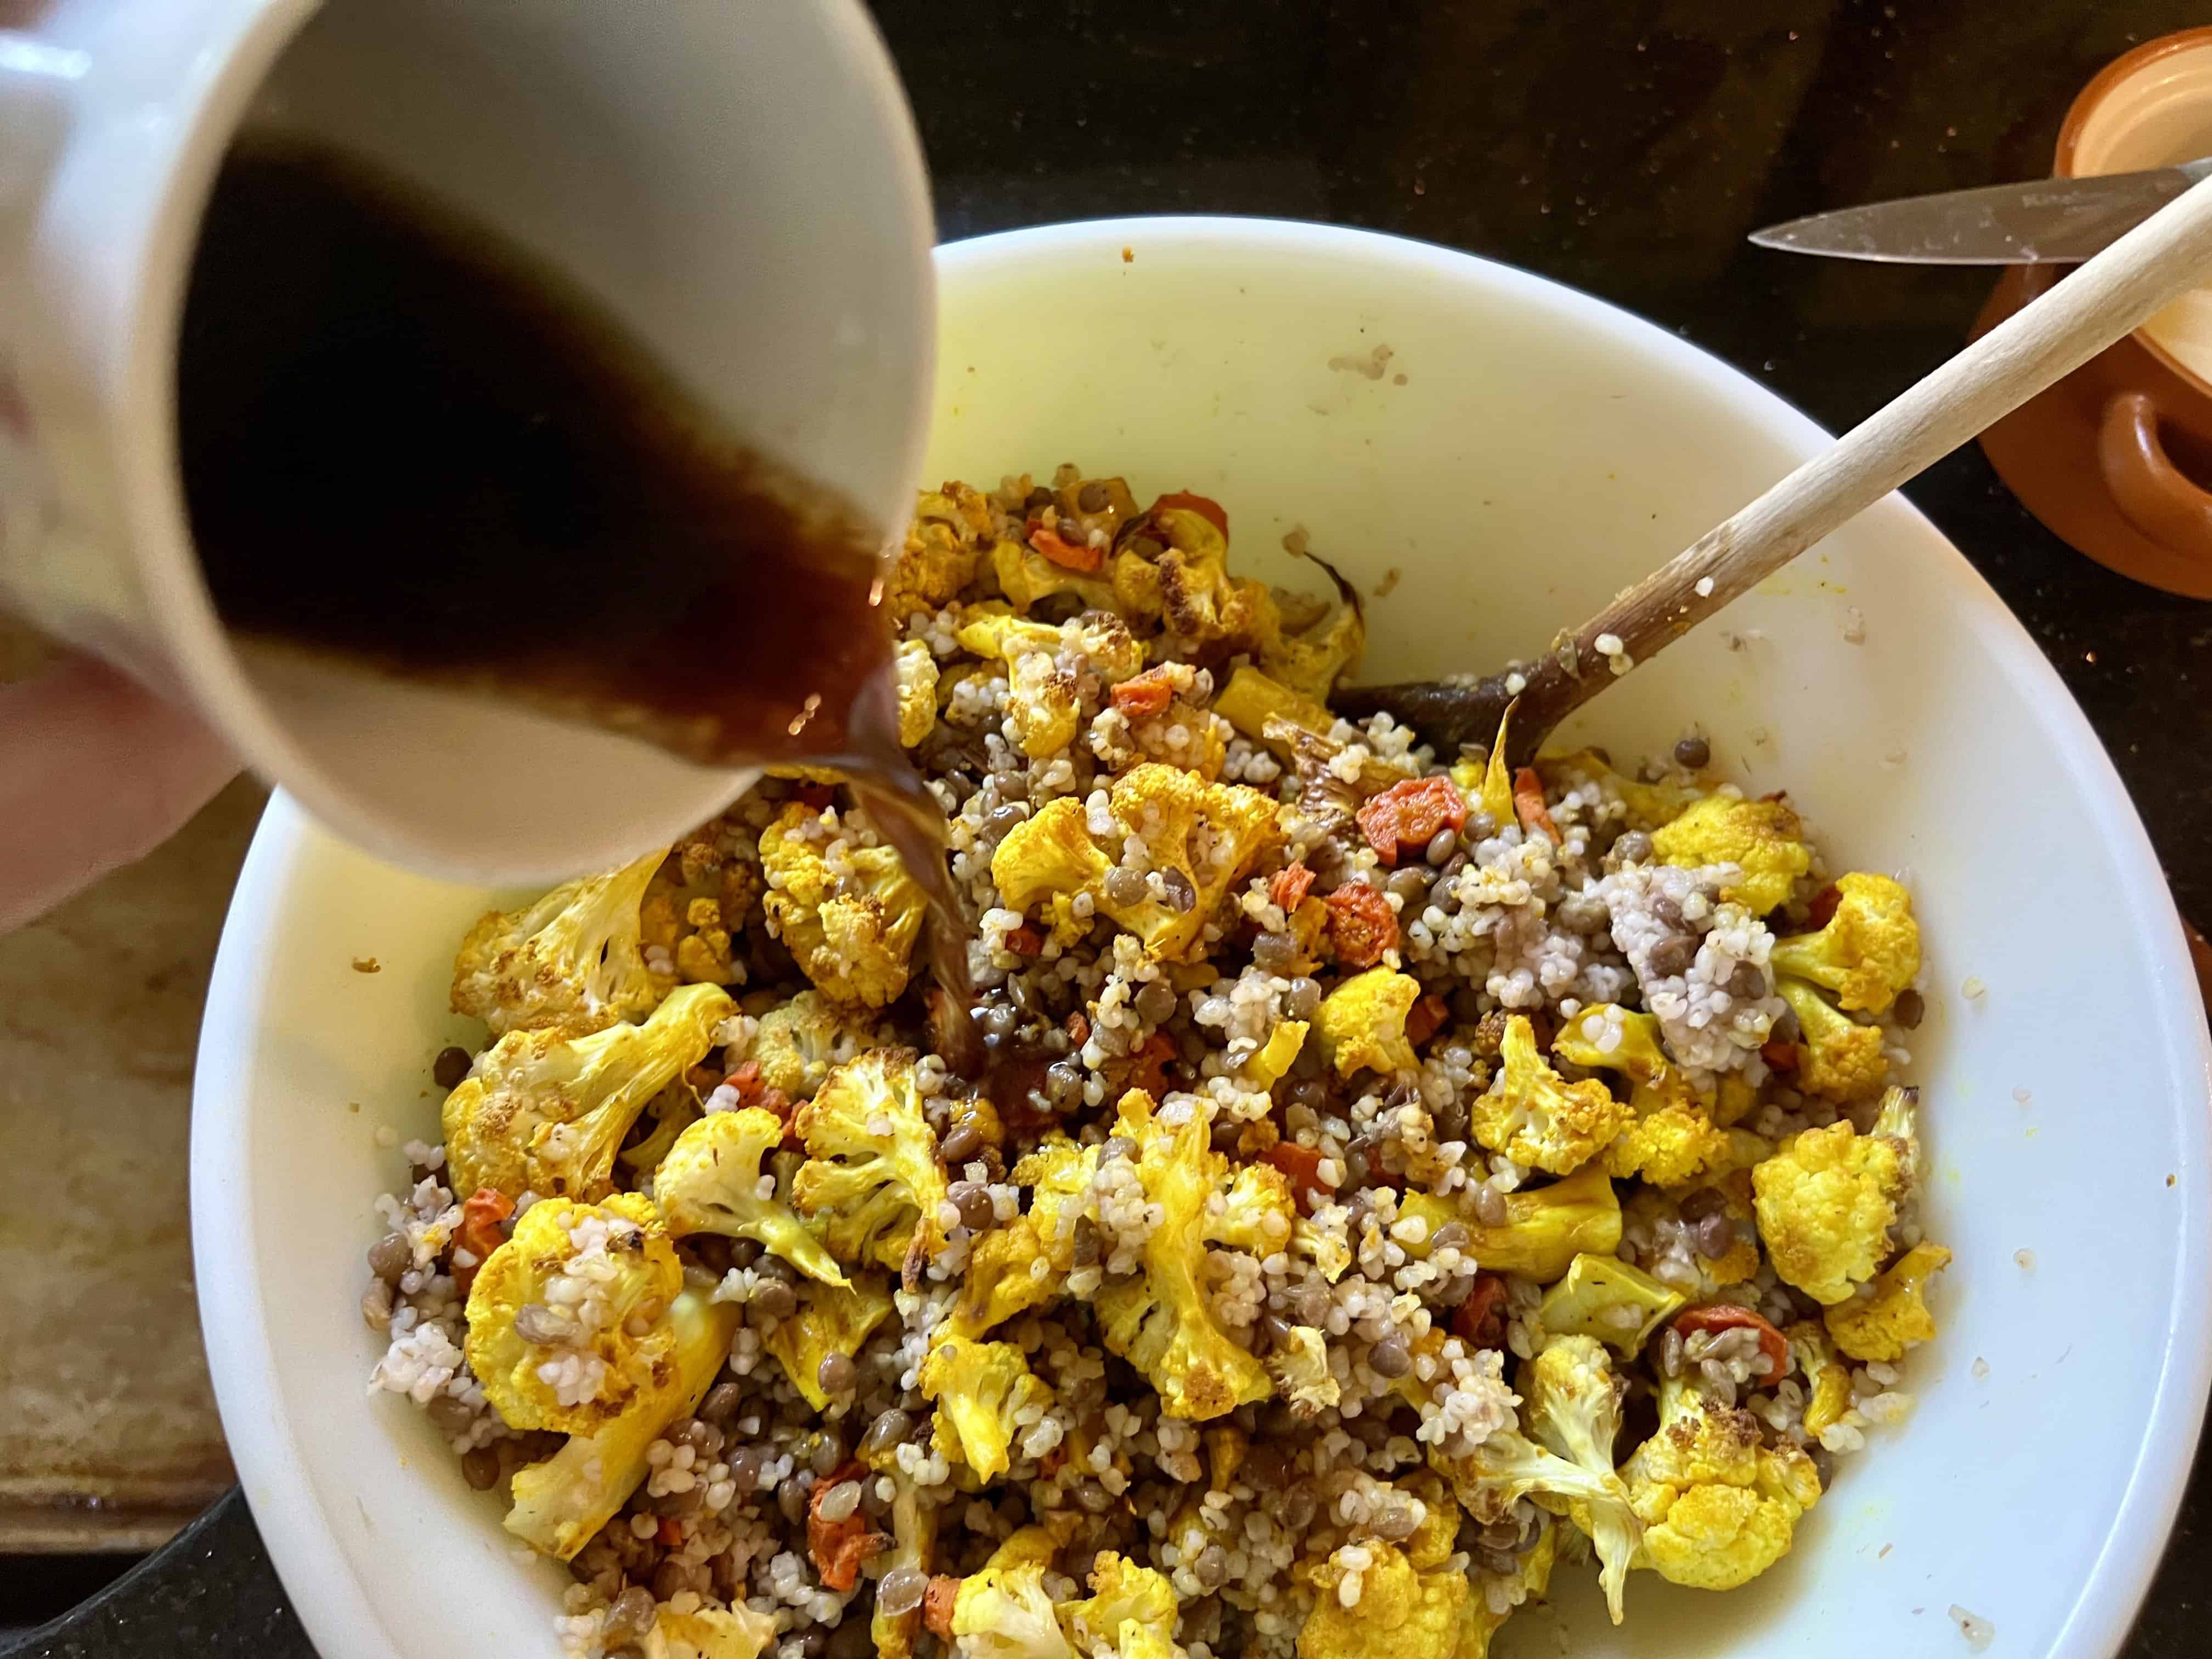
[2098,388,2212,560]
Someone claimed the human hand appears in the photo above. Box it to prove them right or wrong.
[0,652,240,932]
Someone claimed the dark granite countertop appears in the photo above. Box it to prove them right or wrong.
[12,1,2208,1652]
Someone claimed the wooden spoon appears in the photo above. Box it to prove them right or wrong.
[1333,173,2212,764]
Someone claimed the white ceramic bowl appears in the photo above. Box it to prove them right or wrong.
[194,220,2212,1659]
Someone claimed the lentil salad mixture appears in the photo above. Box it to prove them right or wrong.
[364,466,1945,1659]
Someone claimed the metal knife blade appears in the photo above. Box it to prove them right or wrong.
[1750,157,2212,264]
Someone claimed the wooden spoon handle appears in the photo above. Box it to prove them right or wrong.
[1506,172,2212,755]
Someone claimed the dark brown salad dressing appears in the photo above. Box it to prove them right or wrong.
[177,140,978,1068]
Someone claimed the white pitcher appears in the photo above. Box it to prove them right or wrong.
[0,0,934,882]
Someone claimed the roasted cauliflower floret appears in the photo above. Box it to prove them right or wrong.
[1266,1324,1339,1417]
[1093,1089,1293,1419]
[1426,1419,1640,1587]
[1064,1554,1181,1657]
[760,1274,896,1410]
[1295,1538,1466,1659]
[640,876,740,988]
[1310,967,1421,1078]
[443,982,733,1201]
[1784,1319,1853,1438]
[986,795,1113,946]
[955,605,1069,664]
[945,1136,1102,1340]
[948,1558,1076,1659]
[992,764,1283,962]
[1150,504,1270,654]
[921,1336,1057,1483]
[759,804,928,1007]
[1774,979,1888,1101]
[1212,665,1334,755]
[504,1288,740,1560]
[886,482,994,620]
[1551,1004,1734,1187]
[466,1194,682,1435]
[653,1109,847,1287]
[1252,568,1364,702]
[1751,1099,1917,1306]
[1243,1018,1310,1090]
[1398,1162,1622,1284]
[894,639,940,748]
[1471,1013,1635,1175]
[1620,1373,1822,1591]
[1825,1239,1951,1362]
[1650,793,1811,915]
[957,607,1086,759]
[991,536,1164,625]
[450,847,670,1036]
[1534,749,1701,831]
[751,990,874,1101]
[1520,1335,1639,1622]
[1769,872,1920,1014]
[792,1049,950,1274]
[1534,1252,1686,1358]
[644,1604,778,1659]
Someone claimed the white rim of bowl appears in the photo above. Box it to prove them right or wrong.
[195,215,2212,1659]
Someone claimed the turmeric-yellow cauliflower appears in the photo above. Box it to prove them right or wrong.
[1471,1013,1635,1175]
[1775,979,1889,1101]
[1266,1324,1339,1416]
[450,846,670,1036]
[465,1193,682,1436]
[1785,1320,1854,1438]
[759,804,928,1007]
[956,607,1086,760]
[1770,872,1920,1014]
[760,1274,895,1411]
[1296,1539,1466,1659]
[652,1108,847,1288]
[442,982,733,1201]
[1250,574,1364,702]
[1063,1553,1182,1657]
[1551,1005,1732,1187]
[1534,750,1700,831]
[504,1288,738,1560]
[992,764,1283,961]
[646,1604,778,1659]
[1093,1089,1294,1419]
[1751,1119,1910,1306]
[1310,967,1421,1077]
[1151,505,1271,654]
[885,482,995,620]
[792,1048,949,1274]
[894,639,939,748]
[1621,1374,1822,1591]
[920,1336,1057,1483]
[1825,1239,1951,1362]
[1650,793,1811,915]
[945,1135,1102,1341]
[1398,1161,1623,1284]
[751,990,874,1100]
[992,535,1165,624]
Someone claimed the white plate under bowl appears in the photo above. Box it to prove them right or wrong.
[194,218,2212,1659]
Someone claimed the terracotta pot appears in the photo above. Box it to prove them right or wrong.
[1979,26,2212,596]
